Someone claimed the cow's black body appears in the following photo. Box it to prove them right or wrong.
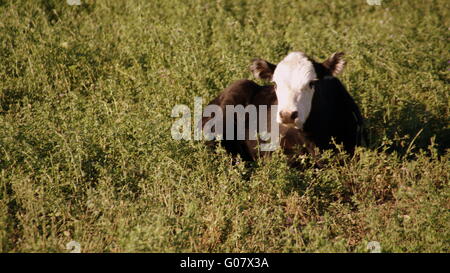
[304,76,365,154]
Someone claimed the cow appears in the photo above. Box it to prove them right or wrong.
[201,51,366,166]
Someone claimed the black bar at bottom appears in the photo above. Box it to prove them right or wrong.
[0,253,444,272]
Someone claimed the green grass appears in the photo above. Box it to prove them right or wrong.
[0,0,449,252]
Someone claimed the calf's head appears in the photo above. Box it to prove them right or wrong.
[250,51,346,129]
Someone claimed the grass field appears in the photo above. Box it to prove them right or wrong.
[0,0,449,252]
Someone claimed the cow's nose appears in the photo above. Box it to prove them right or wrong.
[279,110,298,124]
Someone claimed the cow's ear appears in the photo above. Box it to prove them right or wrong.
[250,58,276,81]
[322,52,345,76]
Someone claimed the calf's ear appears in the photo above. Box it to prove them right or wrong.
[250,58,276,81]
[322,52,346,76]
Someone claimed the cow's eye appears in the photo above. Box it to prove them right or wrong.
[273,83,277,90]
[309,81,316,89]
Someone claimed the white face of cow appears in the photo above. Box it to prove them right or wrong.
[272,52,317,129]
[250,51,346,129]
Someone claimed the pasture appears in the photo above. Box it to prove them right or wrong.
[0,0,448,252]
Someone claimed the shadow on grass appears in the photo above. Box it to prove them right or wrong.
[367,99,449,155]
